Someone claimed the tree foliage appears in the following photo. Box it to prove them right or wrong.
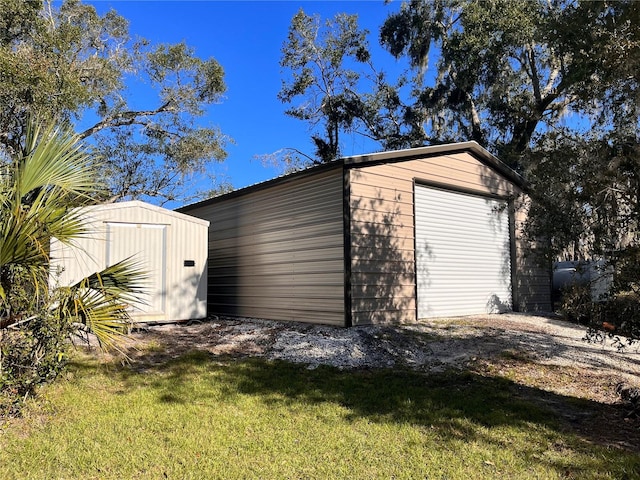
[279,8,372,163]
[0,0,228,204]
[0,119,146,413]
[380,0,638,164]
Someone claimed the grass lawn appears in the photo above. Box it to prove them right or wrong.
[1,349,638,479]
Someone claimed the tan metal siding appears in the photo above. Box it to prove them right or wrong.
[184,169,346,326]
[513,196,552,311]
[351,154,518,198]
[349,152,523,325]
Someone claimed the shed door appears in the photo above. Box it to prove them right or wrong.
[415,185,512,318]
[106,222,167,316]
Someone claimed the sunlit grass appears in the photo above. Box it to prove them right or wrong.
[1,350,638,479]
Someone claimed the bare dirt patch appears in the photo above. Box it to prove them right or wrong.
[109,312,640,451]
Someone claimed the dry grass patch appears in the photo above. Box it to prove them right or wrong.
[472,349,640,452]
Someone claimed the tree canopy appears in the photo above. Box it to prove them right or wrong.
[0,0,228,204]
[279,8,373,163]
[379,0,639,168]
[281,1,638,167]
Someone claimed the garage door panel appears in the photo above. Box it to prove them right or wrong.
[415,186,512,318]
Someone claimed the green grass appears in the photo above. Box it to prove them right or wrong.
[1,350,638,479]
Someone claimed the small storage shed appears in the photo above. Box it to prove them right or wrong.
[179,142,551,327]
[50,201,209,324]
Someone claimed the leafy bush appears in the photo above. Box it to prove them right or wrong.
[559,284,594,325]
[0,311,72,416]
[593,293,640,345]
[560,283,640,350]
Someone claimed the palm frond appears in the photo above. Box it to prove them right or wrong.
[58,258,149,350]
[1,117,146,352]
[1,120,104,272]
[16,121,101,201]
[74,257,149,301]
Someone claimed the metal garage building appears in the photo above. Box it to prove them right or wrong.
[179,142,551,326]
[50,201,209,324]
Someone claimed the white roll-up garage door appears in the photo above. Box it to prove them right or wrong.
[415,185,512,318]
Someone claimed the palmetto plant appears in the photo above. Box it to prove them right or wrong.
[0,119,146,369]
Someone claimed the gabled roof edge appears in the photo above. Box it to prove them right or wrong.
[83,200,210,227]
[342,141,526,190]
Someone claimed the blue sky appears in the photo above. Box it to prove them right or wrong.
[86,1,405,207]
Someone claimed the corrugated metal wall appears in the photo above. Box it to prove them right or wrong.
[50,201,209,323]
[184,168,346,325]
[512,197,553,311]
[348,166,417,325]
[348,151,550,325]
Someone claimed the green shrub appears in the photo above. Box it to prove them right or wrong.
[559,283,593,325]
[560,284,640,349]
[0,307,73,416]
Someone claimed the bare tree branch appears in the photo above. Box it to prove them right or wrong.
[78,100,176,139]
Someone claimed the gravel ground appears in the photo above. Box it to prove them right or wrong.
[121,312,640,391]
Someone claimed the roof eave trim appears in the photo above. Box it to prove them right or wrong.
[343,141,526,190]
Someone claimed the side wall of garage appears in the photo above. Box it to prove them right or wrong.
[512,196,554,312]
[347,151,551,325]
[183,168,347,326]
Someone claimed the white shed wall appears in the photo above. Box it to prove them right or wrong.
[50,201,209,323]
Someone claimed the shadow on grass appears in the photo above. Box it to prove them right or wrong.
[79,349,640,468]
